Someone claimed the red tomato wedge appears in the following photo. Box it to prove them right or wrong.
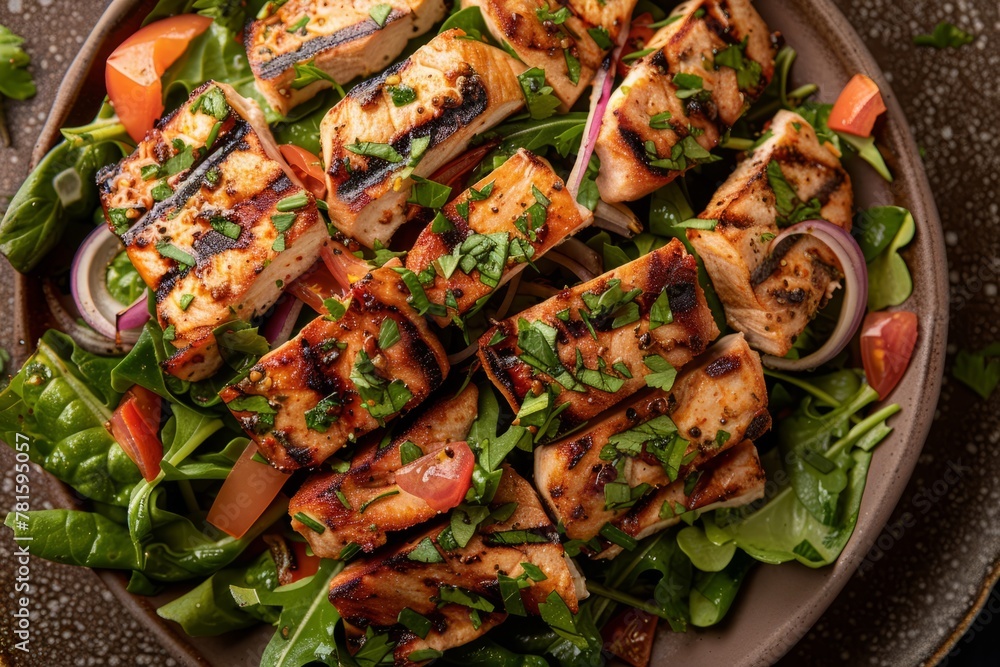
[288,539,321,583]
[207,444,290,538]
[860,310,918,398]
[106,14,213,142]
[828,73,887,138]
[395,441,475,513]
[107,385,163,482]
[617,13,656,78]
[602,608,659,667]
[279,144,327,200]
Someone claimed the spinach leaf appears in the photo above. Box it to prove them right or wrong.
[0,132,119,272]
[106,251,147,306]
[688,550,754,627]
[952,343,1000,400]
[865,207,914,311]
[128,403,225,565]
[0,331,140,506]
[0,25,35,101]
[158,550,280,636]
[231,559,346,667]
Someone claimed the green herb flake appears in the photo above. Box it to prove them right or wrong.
[155,241,195,268]
[408,537,444,563]
[293,512,326,534]
[369,3,393,27]
[346,141,403,163]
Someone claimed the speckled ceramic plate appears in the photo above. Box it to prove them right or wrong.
[16,0,948,665]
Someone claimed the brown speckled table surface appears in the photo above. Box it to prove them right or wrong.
[1,1,998,666]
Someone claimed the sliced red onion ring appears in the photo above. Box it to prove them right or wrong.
[70,225,142,345]
[567,17,632,198]
[262,295,304,346]
[545,250,598,283]
[557,238,604,277]
[116,294,151,333]
[760,220,869,371]
[593,200,643,237]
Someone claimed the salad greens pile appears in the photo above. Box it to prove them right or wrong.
[0,0,918,665]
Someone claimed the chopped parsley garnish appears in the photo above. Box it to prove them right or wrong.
[190,86,229,120]
[649,289,673,330]
[108,208,130,235]
[346,141,402,163]
[369,3,392,27]
[673,72,711,101]
[350,350,412,422]
[150,180,174,202]
[304,393,341,432]
[408,176,452,208]
[155,241,195,268]
[388,84,416,107]
[767,161,822,226]
[397,608,432,639]
[407,537,444,563]
[378,318,401,350]
[643,354,677,390]
[714,38,763,90]
[517,318,582,391]
[587,26,613,50]
[645,135,721,171]
[517,67,560,120]
[276,192,309,211]
[210,217,241,240]
[649,110,673,130]
[399,440,423,465]
[392,267,447,317]
[286,15,309,32]
[535,3,570,24]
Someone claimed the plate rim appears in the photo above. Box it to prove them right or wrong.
[14,0,957,665]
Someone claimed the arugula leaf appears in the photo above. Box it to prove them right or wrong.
[517,68,561,120]
[914,21,974,48]
[953,344,1000,400]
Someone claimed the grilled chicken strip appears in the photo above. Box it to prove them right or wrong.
[687,110,853,356]
[220,266,449,471]
[290,385,479,557]
[463,0,606,109]
[594,0,777,202]
[478,238,719,434]
[534,333,769,551]
[596,439,765,558]
[247,0,447,116]
[329,467,583,666]
[565,0,637,42]
[98,81,326,381]
[321,28,525,248]
[405,148,593,327]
